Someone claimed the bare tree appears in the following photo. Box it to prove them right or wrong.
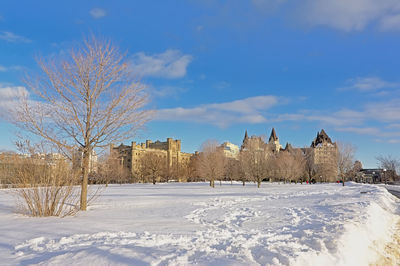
[196,140,226,188]
[376,155,400,181]
[187,153,201,182]
[303,148,315,183]
[225,158,243,185]
[291,150,306,183]
[96,152,130,185]
[274,151,305,183]
[15,36,151,210]
[347,160,362,182]
[240,147,269,188]
[337,142,356,186]
[139,153,167,184]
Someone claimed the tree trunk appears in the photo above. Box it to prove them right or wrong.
[257,180,261,188]
[80,150,90,211]
[242,180,245,186]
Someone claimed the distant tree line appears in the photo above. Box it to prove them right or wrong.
[87,138,400,187]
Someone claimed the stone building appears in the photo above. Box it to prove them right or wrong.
[72,149,98,173]
[268,128,283,153]
[240,128,338,181]
[308,129,338,181]
[220,142,240,159]
[110,129,339,183]
[110,138,193,181]
[241,128,283,154]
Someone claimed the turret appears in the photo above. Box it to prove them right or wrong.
[268,128,281,152]
[241,130,249,150]
[311,129,333,147]
[268,128,278,143]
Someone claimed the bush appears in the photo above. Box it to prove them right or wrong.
[11,157,81,217]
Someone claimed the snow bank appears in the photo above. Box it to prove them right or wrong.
[292,199,398,266]
[0,182,399,265]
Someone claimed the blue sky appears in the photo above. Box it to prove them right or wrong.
[1,0,400,167]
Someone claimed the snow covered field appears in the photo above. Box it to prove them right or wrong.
[0,182,399,266]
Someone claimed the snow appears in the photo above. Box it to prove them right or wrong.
[0,182,399,265]
[384,184,400,193]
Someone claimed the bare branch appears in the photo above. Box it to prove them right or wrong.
[14,35,152,210]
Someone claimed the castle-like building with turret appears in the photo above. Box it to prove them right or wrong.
[240,128,338,180]
[111,128,338,181]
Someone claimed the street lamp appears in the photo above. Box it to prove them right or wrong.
[384,168,387,185]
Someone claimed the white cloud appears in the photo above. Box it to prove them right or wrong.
[280,101,400,128]
[274,108,365,127]
[380,14,400,31]
[0,31,31,43]
[364,100,400,123]
[339,77,398,92]
[0,86,28,115]
[336,127,400,143]
[272,96,400,144]
[130,50,193,79]
[300,0,383,31]
[300,0,400,31]
[0,86,28,99]
[249,0,400,32]
[338,127,400,144]
[155,95,280,127]
[336,127,381,135]
[150,85,187,98]
[0,65,24,72]
[90,8,107,19]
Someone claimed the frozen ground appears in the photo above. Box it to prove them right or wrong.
[0,182,399,266]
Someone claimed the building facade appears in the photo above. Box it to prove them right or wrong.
[110,138,193,181]
[309,130,338,181]
[72,149,98,173]
[220,142,240,159]
[111,129,339,183]
[240,128,284,154]
[240,128,339,181]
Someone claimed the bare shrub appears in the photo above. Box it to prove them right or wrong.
[11,156,81,217]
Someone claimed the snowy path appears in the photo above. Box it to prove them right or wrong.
[0,182,399,265]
